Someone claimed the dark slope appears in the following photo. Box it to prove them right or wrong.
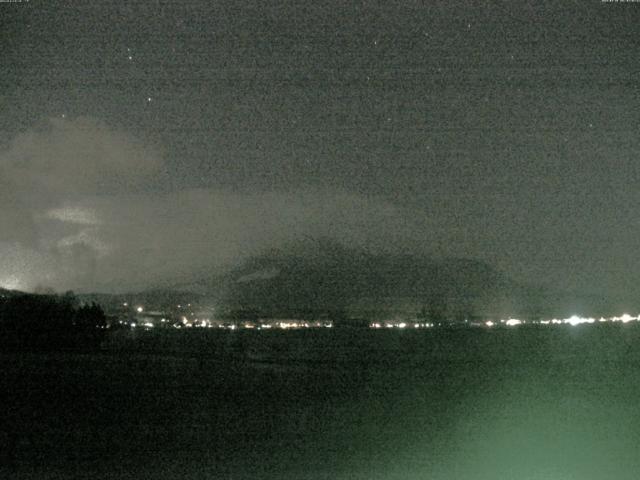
[215,239,509,319]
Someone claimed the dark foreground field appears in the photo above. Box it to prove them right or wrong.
[3,325,640,479]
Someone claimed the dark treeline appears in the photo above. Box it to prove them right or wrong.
[0,291,107,352]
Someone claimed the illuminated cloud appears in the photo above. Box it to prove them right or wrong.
[0,117,165,291]
[46,206,100,225]
[0,117,432,292]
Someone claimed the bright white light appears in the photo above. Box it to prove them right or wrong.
[564,315,595,326]
[492,313,640,328]
[565,315,582,326]
[144,322,153,328]
[398,322,406,329]
[620,314,635,323]
[136,306,143,313]
[485,321,494,327]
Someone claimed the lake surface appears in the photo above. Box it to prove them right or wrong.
[2,325,640,479]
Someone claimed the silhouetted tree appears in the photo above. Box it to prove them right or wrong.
[0,293,107,352]
[74,303,107,329]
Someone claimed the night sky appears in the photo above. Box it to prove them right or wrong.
[2,0,640,297]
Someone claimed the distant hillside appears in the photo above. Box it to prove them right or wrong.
[0,288,21,299]
[198,239,618,321]
[72,239,622,321]
[186,239,494,320]
[78,289,205,313]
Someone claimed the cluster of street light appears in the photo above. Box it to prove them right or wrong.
[491,314,640,327]
[170,319,334,330]
[120,305,640,331]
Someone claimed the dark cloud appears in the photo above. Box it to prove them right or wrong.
[1,117,165,198]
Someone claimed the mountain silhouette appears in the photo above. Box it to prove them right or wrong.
[210,238,511,320]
